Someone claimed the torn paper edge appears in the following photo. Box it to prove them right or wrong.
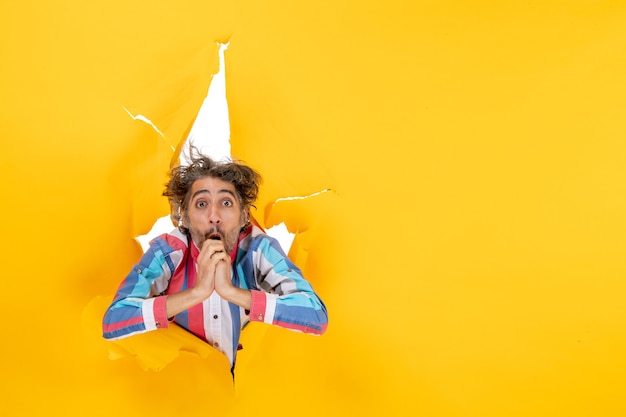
[122,106,175,151]
[272,188,333,204]
[134,41,294,253]
[180,41,231,165]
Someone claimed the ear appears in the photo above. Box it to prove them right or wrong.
[177,206,184,227]
[242,207,250,225]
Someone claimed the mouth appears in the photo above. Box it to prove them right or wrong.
[206,231,223,241]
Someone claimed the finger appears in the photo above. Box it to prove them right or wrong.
[211,251,230,264]
[198,240,226,262]
[203,238,225,249]
[206,241,227,257]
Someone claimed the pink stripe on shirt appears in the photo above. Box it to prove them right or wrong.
[102,315,144,333]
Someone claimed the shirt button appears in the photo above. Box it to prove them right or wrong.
[214,342,219,347]
[257,314,263,320]
[287,269,293,272]
[213,314,218,319]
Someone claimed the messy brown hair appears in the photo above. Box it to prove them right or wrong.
[163,147,262,232]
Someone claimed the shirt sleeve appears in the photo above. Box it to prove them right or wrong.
[102,236,178,340]
[247,236,328,335]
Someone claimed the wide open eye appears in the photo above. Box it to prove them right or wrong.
[222,200,233,207]
[196,200,207,208]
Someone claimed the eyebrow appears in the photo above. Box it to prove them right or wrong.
[191,188,237,200]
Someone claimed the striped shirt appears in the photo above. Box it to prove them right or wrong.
[102,224,328,369]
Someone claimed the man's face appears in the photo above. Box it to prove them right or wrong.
[184,176,246,253]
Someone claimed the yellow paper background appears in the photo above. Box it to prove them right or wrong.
[2,1,626,416]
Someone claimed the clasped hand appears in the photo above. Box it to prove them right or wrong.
[194,239,233,300]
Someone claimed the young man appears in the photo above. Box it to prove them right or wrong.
[102,151,328,372]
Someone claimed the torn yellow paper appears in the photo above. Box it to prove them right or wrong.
[3,1,626,417]
[84,296,226,372]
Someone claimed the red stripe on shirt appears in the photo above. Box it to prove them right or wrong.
[249,290,267,322]
[102,315,144,333]
[184,259,206,337]
[273,320,328,335]
[187,302,205,337]
[153,295,169,328]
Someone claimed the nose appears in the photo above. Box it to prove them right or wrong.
[208,204,221,224]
